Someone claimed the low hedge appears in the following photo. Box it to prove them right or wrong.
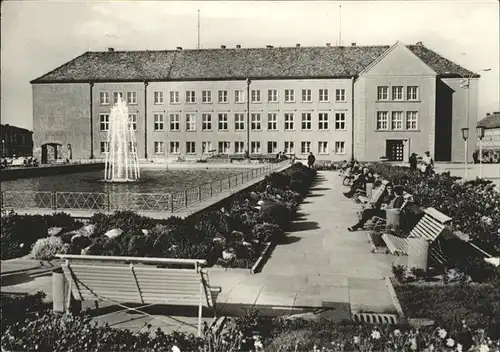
[1,163,316,269]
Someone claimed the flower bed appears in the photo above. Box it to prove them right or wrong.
[1,163,316,269]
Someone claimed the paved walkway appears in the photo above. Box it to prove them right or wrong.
[1,170,402,328]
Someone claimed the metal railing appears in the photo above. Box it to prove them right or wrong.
[1,161,288,213]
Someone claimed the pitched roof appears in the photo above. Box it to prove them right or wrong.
[0,124,33,134]
[31,43,477,83]
[477,112,500,129]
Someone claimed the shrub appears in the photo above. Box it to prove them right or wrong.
[31,236,70,260]
[0,291,48,328]
[252,222,284,242]
[257,202,291,230]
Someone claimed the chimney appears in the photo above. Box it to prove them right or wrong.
[221,45,226,49]
[296,44,300,48]
[107,48,115,52]
[326,43,331,47]
[416,41,423,46]
[236,45,241,49]
[266,45,273,48]
[487,113,491,116]
[351,43,357,46]
[176,47,183,50]
[494,111,500,114]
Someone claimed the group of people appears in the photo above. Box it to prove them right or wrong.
[409,151,434,176]
[340,161,408,232]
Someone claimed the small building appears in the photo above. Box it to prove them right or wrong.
[0,124,34,158]
[476,111,500,163]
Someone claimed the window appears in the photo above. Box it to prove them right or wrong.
[100,92,110,105]
[392,86,403,100]
[100,114,110,131]
[202,90,212,103]
[407,86,419,100]
[218,141,230,154]
[267,141,277,154]
[154,113,164,131]
[170,91,180,104]
[128,114,137,131]
[169,113,180,131]
[218,90,228,103]
[302,89,312,102]
[268,89,278,103]
[235,90,245,103]
[406,111,418,130]
[235,141,245,154]
[235,113,245,131]
[186,113,196,131]
[335,89,346,102]
[285,89,295,102]
[319,89,329,102]
[218,113,228,131]
[284,113,294,131]
[202,142,212,154]
[391,111,403,130]
[376,111,389,130]
[154,91,164,104]
[301,141,311,154]
[377,86,389,100]
[127,92,137,105]
[100,141,109,154]
[251,141,261,154]
[301,113,312,130]
[170,141,180,154]
[202,113,212,131]
[267,113,277,131]
[318,141,328,154]
[186,91,196,103]
[284,141,294,154]
[335,112,346,130]
[251,90,261,103]
[186,141,196,154]
[113,92,123,103]
[251,113,261,131]
[318,113,329,130]
[154,141,164,154]
[334,141,346,154]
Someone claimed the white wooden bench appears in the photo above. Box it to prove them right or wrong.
[56,254,222,336]
[382,207,452,263]
[357,180,389,208]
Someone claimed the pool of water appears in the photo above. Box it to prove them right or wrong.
[1,168,250,194]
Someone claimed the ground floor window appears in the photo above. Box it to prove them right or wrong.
[170,141,180,154]
[218,141,230,154]
[284,141,294,154]
[235,141,245,154]
[267,141,277,154]
[100,141,109,154]
[251,141,261,154]
[154,141,164,154]
[186,141,196,154]
[334,141,346,154]
[202,141,212,154]
[301,141,311,154]
[318,141,328,154]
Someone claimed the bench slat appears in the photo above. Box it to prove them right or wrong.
[382,234,409,255]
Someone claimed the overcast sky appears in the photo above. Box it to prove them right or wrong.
[1,0,499,130]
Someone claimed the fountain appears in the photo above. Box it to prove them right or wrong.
[104,96,140,182]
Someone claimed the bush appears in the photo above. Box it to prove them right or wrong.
[257,202,291,230]
[252,222,284,242]
[0,291,48,328]
[31,236,70,260]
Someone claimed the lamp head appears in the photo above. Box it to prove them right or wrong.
[476,126,485,139]
[461,127,470,140]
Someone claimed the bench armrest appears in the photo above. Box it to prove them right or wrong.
[210,286,222,294]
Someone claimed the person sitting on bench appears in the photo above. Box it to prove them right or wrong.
[343,167,375,198]
[347,185,404,231]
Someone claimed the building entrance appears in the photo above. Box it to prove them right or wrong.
[386,140,404,161]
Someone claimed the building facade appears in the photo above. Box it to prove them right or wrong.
[31,42,479,162]
[0,124,34,158]
[476,112,500,163]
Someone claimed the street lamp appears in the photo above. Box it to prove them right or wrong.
[461,127,469,179]
[477,125,485,178]
[455,68,491,164]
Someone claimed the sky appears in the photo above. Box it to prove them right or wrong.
[1,0,499,130]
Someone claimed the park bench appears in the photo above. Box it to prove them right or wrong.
[56,254,222,336]
[356,180,389,207]
[381,207,452,264]
[369,193,414,231]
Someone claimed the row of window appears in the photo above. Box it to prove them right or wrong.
[100,140,347,155]
[376,111,419,131]
[99,88,348,106]
[99,112,348,132]
[377,86,419,101]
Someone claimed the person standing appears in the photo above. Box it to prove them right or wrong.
[421,151,434,176]
[472,150,479,164]
[307,152,316,168]
[409,153,418,170]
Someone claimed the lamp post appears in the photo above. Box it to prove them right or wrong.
[456,68,491,163]
[461,127,469,179]
[476,125,485,178]
[1,140,4,158]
